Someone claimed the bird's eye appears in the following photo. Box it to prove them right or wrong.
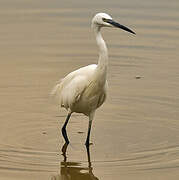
[102,18,107,22]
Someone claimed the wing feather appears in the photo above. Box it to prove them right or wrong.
[51,64,97,109]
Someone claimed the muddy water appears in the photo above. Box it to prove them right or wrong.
[0,0,179,179]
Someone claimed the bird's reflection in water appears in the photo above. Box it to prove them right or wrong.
[52,143,99,180]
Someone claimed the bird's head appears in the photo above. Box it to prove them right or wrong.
[92,12,135,34]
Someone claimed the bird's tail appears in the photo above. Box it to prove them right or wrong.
[50,81,63,107]
[50,83,61,96]
[50,79,63,97]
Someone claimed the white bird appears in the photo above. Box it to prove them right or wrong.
[51,12,135,147]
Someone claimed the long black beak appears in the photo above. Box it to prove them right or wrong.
[107,19,136,35]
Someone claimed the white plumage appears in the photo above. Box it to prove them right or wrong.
[51,12,135,146]
[51,64,107,116]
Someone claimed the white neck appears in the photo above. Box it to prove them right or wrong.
[93,26,108,80]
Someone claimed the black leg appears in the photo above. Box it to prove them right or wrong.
[85,119,92,147]
[62,113,71,144]
[85,111,95,147]
[62,142,69,162]
[86,144,92,168]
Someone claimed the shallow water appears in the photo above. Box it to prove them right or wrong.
[0,0,179,179]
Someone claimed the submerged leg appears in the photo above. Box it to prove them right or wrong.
[85,111,95,147]
[62,112,72,144]
[61,142,69,162]
[86,145,92,168]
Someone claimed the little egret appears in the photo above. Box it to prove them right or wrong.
[51,13,135,147]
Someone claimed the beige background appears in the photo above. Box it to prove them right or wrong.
[0,0,179,179]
